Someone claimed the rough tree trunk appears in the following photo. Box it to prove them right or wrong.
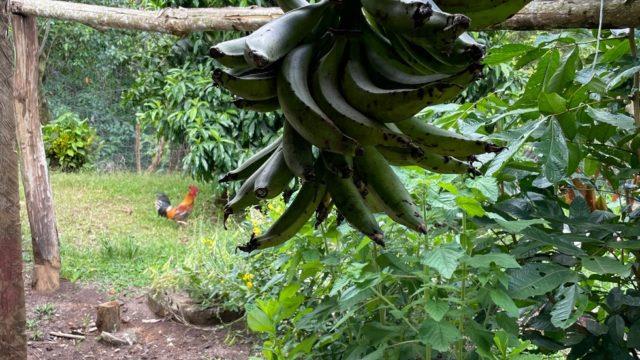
[146,137,165,173]
[134,121,142,174]
[6,0,640,33]
[0,1,27,358]
[12,13,60,293]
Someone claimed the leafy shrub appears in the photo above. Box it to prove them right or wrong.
[43,112,97,171]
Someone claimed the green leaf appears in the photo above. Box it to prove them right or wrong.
[599,40,630,64]
[490,289,519,318]
[425,300,449,322]
[422,245,464,279]
[485,120,543,177]
[586,106,636,131]
[539,119,569,184]
[581,256,630,276]
[484,44,535,65]
[508,263,578,299]
[486,212,548,234]
[247,307,275,335]
[551,284,583,329]
[466,254,520,269]
[607,65,640,91]
[538,92,567,115]
[546,47,579,93]
[455,196,485,217]
[521,227,585,256]
[466,176,499,202]
[419,319,461,352]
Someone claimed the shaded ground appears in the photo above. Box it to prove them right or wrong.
[26,279,254,360]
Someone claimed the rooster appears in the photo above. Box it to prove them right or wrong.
[155,185,199,225]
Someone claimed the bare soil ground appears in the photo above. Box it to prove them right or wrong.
[26,279,254,360]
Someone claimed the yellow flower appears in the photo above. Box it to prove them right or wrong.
[242,273,254,281]
[246,281,253,289]
[253,226,262,236]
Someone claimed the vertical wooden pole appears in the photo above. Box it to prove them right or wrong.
[135,120,142,174]
[0,1,27,358]
[12,13,60,292]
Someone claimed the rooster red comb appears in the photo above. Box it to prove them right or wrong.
[188,184,199,195]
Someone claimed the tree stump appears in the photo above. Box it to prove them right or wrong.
[96,301,121,333]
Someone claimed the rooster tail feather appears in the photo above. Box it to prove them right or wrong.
[155,193,171,218]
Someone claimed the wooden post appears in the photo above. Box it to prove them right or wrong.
[12,13,60,293]
[0,1,27,358]
[134,120,142,174]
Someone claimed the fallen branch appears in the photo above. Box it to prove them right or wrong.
[49,332,85,340]
[6,0,640,35]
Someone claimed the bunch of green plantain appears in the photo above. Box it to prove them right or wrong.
[209,0,528,253]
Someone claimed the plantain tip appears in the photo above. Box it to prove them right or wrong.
[238,234,259,253]
[209,46,223,59]
[418,224,428,235]
[486,143,506,154]
[223,206,233,230]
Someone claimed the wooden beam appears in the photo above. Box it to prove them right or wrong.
[8,0,283,35]
[0,1,27,358]
[496,0,640,31]
[6,0,640,33]
[12,13,60,293]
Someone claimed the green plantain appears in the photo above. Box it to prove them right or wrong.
[376,146,478,175]
[325,156,385,246]
[239,172,327,253]
[209,37,251,69]
[213,67,276,101]
[220,137,282,183]
[254,147,295,199]
[233,97,280,113]
[395,117,503,158]
[355,147,427,234]
[283,121,316,181]
[342,54,483,122]
[244,1,332,68]
[278,43,360,155]
[311,37,415,149]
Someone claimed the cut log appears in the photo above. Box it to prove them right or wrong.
[7,0,640,33]
[12,13,60,293]
[96,301,121,333]
[0,1,27,359]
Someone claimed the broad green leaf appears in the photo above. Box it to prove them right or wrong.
[599,40,630,63]
[466,176,499,202]
[484,44,535,65]
[551,284,584,329]
[419,319,461,352]
[522,227,585,256]
[455,196,485,217]
[425,300,449,322]
[485,120,543,177]
[538,92,567,115]
[586,107,636,131]
[546,47,579,93]
[490,289,519,318]
[247,307,275,335]
[486,212,548,234]
[466,253,520,269]
[539,119,569,184]
[581,256,630,276]
[607,65,640,91]
[508,263,578,299]
[422,246,464,279]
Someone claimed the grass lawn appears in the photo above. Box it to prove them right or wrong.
[20,172,226,290]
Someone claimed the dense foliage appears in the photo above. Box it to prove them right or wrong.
[42,112,97,171]
[150,28,640,359]
[42,1,640,358]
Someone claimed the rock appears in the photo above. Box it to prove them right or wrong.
[98,331,137,347]
[146,290,244,326]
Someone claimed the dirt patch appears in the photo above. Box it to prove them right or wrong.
[26,279,254,360]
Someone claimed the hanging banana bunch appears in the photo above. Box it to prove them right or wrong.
[210,0,529,253]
